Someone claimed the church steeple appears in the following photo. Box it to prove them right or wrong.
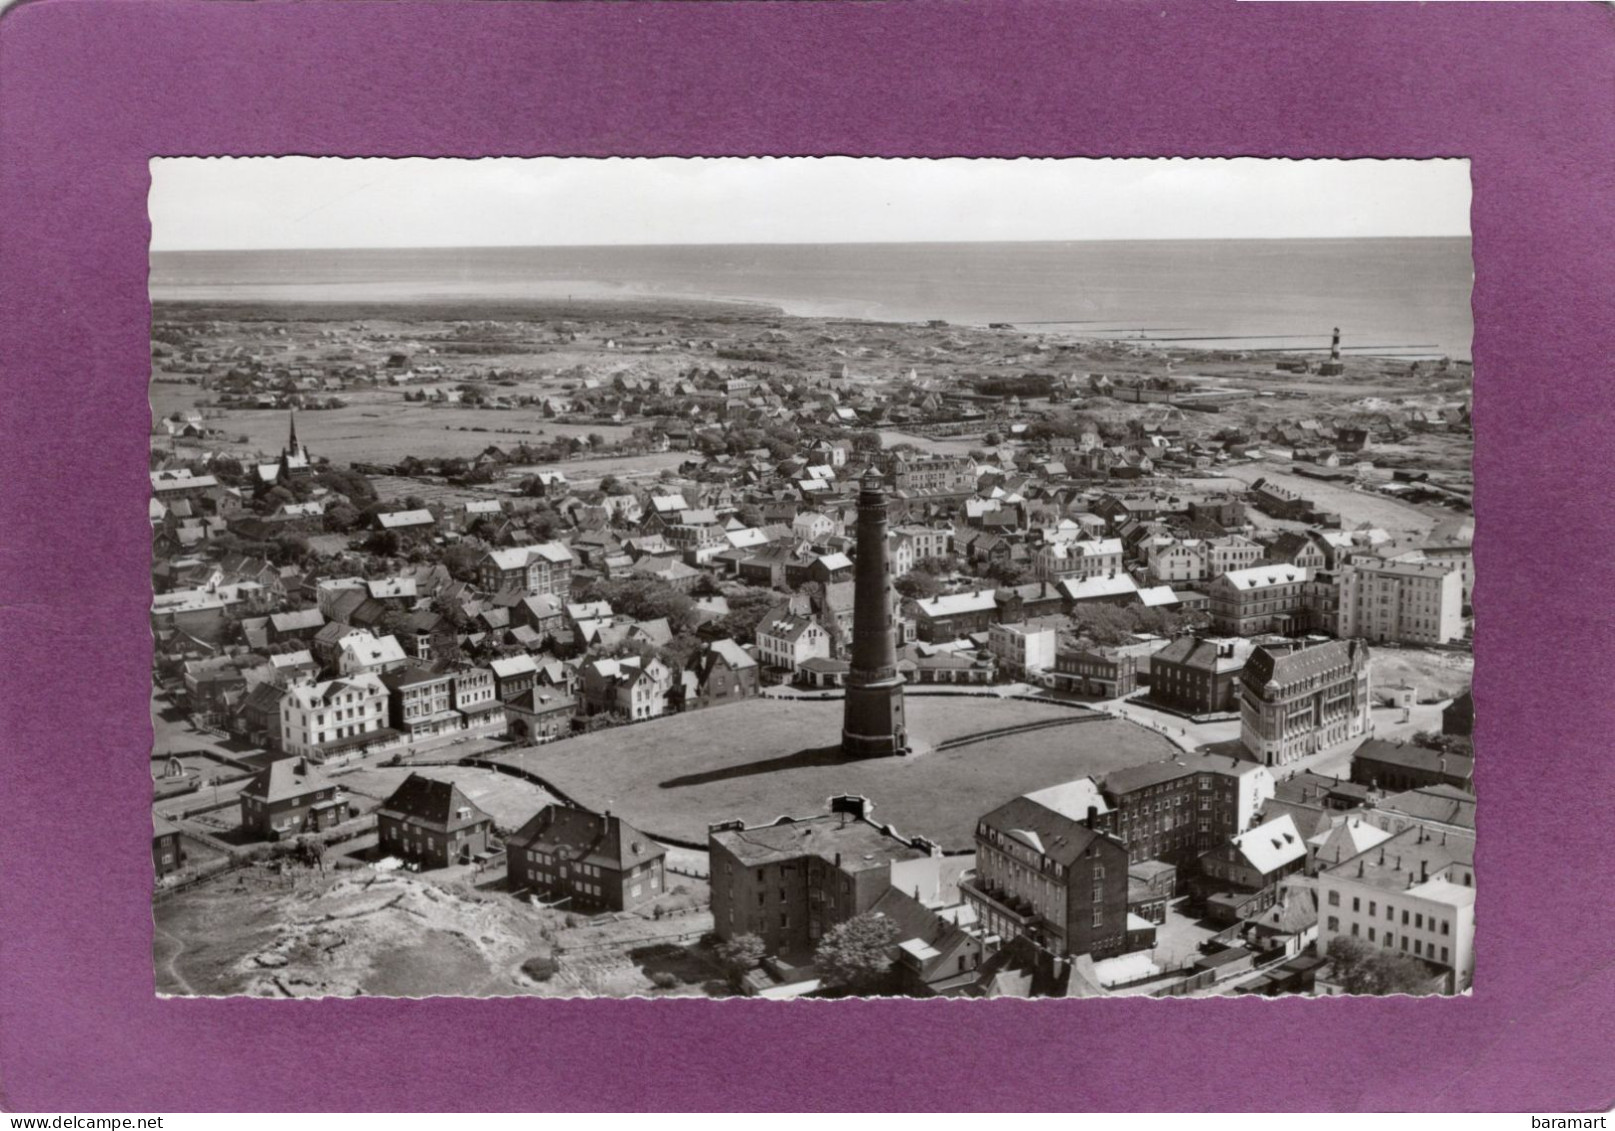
[286,408,300,457]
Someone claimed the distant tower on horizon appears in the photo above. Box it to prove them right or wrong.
[841,468,908,758]
[1319,327,1345,376]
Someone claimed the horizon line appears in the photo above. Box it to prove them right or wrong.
[150,233,1473,255]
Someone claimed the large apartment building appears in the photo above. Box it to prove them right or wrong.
[477,542,575,600]
[1207,565,1313,636]
[1239,640,1372,766]
[961,788,1145,961]
[1338,559,1464,645]
[1034,537,1124,583]
[1097,757,1277,871]
[279,674,391,763]
[708,797,936,956]
[1316,825,1476,994]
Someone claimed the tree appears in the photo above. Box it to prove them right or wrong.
[323,502,361,534]
[715,934,766,991]
[894,569,942,601]
[983,430,1003,446]
[1325,935,1437,996]
[814,913,900,994]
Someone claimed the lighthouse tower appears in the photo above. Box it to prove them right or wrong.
[841,468,909,758]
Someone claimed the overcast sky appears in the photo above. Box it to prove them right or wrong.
[149,157,1470,251]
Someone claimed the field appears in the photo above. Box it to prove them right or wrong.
[154,851,721,998]
[509,694,1182,849]
[1368,646,1474,701]
[1209,463,1450,540]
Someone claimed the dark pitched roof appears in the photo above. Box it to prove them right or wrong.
[507,805,664,872]
[1244,639,1365,689]
[240,758,337,805]
[378,773,491,833]
[977,795,1122,867]
[1352,739,1474,780]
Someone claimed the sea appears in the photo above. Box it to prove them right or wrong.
[149,237,1474,360]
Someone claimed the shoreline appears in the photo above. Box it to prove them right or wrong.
[148,289,1467,364]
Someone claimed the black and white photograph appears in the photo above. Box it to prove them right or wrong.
[147,156,1476,1001]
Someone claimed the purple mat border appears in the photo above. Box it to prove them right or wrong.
[1,0,1612,1114]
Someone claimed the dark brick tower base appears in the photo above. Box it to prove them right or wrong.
[842,468,908,757]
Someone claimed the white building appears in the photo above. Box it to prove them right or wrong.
[1338,559,1464,645]
[1316,825,1476,994]
[987,622,1058,679]
[1035,537,1124,582]
[755,612,832,674]
[336,630,408,677]
[280,674,390,762]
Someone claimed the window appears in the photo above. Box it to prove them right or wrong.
[1352,897,1360,913]
[1091,908,1103,928]
[1441,920,1450,936]
[1327,916,1339,932]
[1350,923,1359,937]
[1368,927,1376,942]
[1402,910,1410,926]
[1400,938,1409,952]
[1369,901,1376,916]
[1440,946,1449,963]
[1327,891,1339,907]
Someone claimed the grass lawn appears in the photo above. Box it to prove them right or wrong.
[511,695,1181,849]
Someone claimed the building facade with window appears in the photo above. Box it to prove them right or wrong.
[1240,640,1372,766]
[507,806,667,912]
[1338,559,1464,645]
[375,773,494,869]
[1316,825,1476,994]
[1097,757,1277,872]
[237,757,349,840]
[708,797,934,956]
[279,674,391,763]
[960,792,1139,961]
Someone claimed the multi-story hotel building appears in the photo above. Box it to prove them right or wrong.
[1097,757,1277,870]
[961,787,1143,960]
[1034,537,1124,583]
[477,541,575,600]
[1239,640,1371,766]
[1207,565,1313,636]
[1316,825,1476,994]
[708,797,934,955]
[1338,559,1464,645]
[279,674,390,763]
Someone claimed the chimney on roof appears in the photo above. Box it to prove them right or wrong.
[1086,806,1098,829]
[1420,860,1429,883]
